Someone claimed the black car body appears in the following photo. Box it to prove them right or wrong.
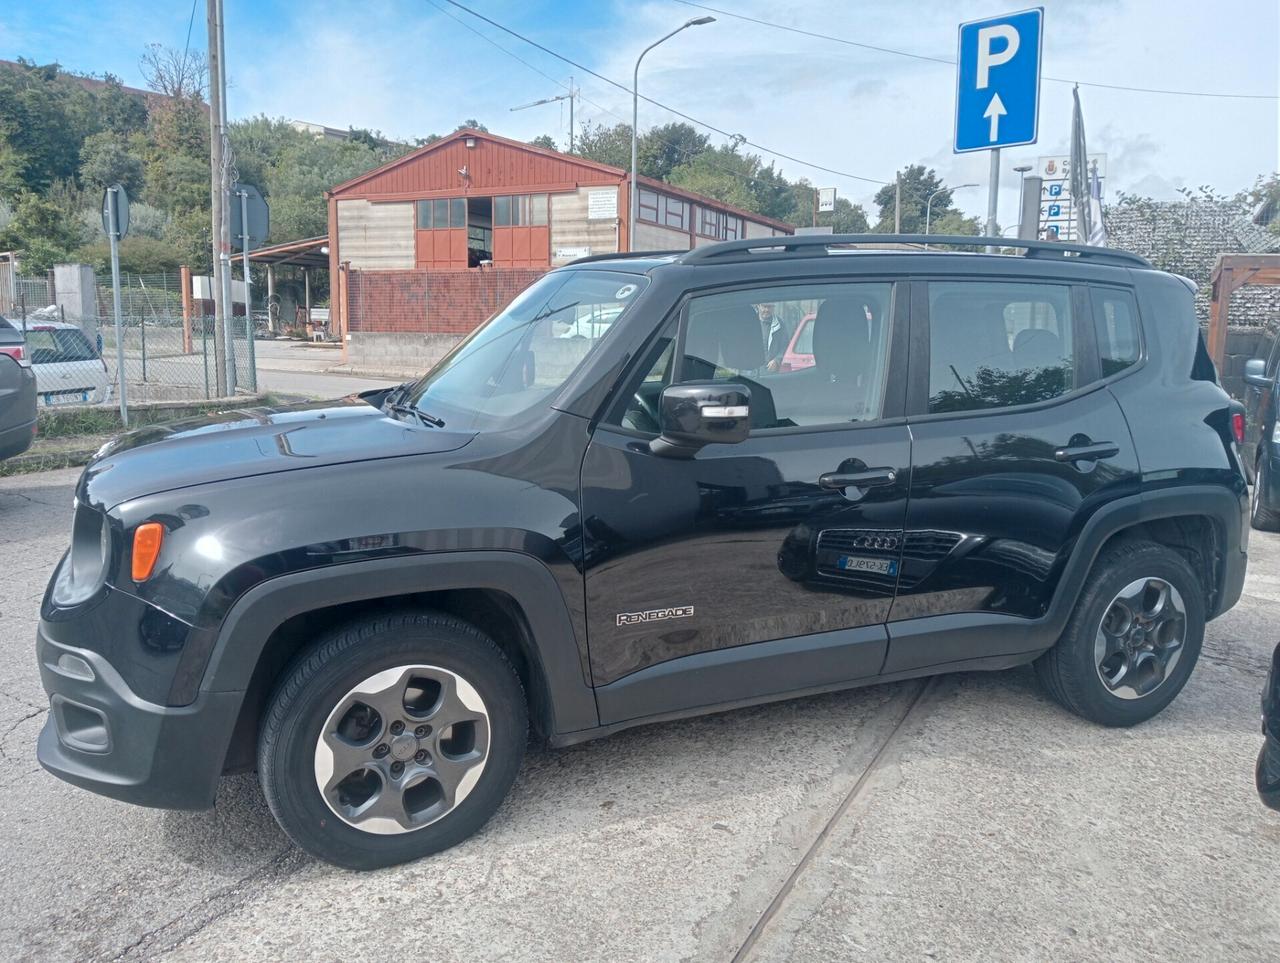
[1244,338,1280,530]
[0,318,37,460]
[1258,643,1280,811]
[35,235,1251,868]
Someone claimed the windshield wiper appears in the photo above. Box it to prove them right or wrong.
[385,401,445,428]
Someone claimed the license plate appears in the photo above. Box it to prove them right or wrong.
[836,555,896,575]
[42,391,89,406]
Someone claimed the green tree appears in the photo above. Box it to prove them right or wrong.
[529,134,557,150]
[95,75,148,137]
[638,123,710,182]
[573,121,633,169]
[79,132,145,195]
[456,119,488,132]
[0,191,82,270]
[873,165,953,233]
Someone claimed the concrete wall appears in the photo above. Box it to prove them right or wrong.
[336,199,415,270]
[1216,322,1279,402]
[348,332,462,377]
[550,187,621,265]
[634,221,691,251]
[744,220,785,239]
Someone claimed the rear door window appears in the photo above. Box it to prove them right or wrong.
[926,280,1074,414]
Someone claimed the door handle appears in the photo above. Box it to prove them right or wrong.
[1053,442,1119,463]
[819,468,898,491]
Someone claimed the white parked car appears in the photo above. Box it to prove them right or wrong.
[24,322,111,406]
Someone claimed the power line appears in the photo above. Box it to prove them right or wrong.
[674,0,1280,101]
[426,0,849,208]
[435,0,893,187]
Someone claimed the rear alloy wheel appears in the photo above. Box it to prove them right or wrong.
[1035,540,1204,727]
[259,611,526,870]
[1252,459,1280,532]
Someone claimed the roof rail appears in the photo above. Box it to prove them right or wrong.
[677,234,1150,268]
[566,250,683,266]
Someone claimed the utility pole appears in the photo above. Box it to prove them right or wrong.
[206,0,227,395]
[894,173,902,234]
[215,0,236,394]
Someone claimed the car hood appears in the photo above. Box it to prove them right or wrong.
[79,397,476,509]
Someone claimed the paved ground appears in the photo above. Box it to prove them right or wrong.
[1,467,1277,962]
[251,339,401,400]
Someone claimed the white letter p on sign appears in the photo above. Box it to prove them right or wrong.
[976,23,1019,89]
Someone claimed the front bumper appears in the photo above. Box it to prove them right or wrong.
[36,627,242,810]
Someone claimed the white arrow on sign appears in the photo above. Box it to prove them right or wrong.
[983,92,1007,142]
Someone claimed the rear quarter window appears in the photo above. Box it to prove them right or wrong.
[1090,287,1141,377]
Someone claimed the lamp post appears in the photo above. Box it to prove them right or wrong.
[924,183,978,244]
[630,16,714,250]
[1012,164,1033,236]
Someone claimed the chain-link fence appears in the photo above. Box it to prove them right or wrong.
[6,271,259,410]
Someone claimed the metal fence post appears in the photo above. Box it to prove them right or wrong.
[140,315,148,382]
[202,315,210,399]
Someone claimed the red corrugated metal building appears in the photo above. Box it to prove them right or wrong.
[325,128,793,373]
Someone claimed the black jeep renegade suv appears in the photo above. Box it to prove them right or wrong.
[36,235,1249,869]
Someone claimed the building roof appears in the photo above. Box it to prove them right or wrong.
[328,128,794,233]
[248,235,330,269]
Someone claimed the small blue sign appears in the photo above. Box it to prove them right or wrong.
[954,7,1044,153]
[1048,183,1063,197]
[1048,203,1061,217]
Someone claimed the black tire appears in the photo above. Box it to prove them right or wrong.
[258,610,527,870]
[1252,459,1280,532]
[1034,540,1204,727]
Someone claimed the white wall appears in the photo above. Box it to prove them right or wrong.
[633,221,691,251]
[550,187,621,265]
[337,199,415,270]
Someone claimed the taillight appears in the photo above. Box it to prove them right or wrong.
[131,522,165,582]
[0,345,28,367]
[1231,411,1246,446]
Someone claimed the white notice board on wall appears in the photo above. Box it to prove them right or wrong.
[588,189,618,220]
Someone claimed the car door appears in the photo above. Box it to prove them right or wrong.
[579,278,912,724]
[887,277,1142,672]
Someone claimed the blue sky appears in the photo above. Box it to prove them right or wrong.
[5,0,1278,221]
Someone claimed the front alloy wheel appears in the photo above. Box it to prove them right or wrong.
[259,611,526,870]
[316,665,491,834]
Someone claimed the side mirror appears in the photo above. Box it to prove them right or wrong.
[1244,358,1270,389]
[650,383,751,458]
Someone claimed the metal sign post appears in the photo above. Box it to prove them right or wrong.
[230,183,268,394]
[237,189,257,392]
[954,7,1044,251]
[101,184,129,426]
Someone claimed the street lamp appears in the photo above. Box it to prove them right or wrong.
[630,16,714,250]
[924,183,978,241]
[1012,164,1033,236]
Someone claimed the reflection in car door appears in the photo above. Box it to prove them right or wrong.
[579,280,913,724]
[887,279,1141,673]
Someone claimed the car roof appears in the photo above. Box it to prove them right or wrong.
[565,233,1151,276]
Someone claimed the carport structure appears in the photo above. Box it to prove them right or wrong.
[248,235,329,333]
[1208,253,1280,368]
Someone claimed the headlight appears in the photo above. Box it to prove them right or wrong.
[51,507,112,607]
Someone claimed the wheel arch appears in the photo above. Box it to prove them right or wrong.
[199,552,599,774]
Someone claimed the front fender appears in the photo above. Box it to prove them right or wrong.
[190,551,599,736]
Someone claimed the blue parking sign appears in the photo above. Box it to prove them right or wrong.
[954,8,1044,153]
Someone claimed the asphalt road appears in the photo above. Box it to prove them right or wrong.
[2,467,1278,961]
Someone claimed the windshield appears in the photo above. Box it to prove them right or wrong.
[402,270,647,431]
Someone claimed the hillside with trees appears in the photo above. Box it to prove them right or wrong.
[0,53,984,277]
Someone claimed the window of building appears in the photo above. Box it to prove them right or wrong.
[639,189,659,224]
[416,198,466,230]
[1090,287,1141,377]
[927,281,1075,414]
[494,194,550,227]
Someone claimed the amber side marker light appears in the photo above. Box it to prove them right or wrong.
[132,522,165,582]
